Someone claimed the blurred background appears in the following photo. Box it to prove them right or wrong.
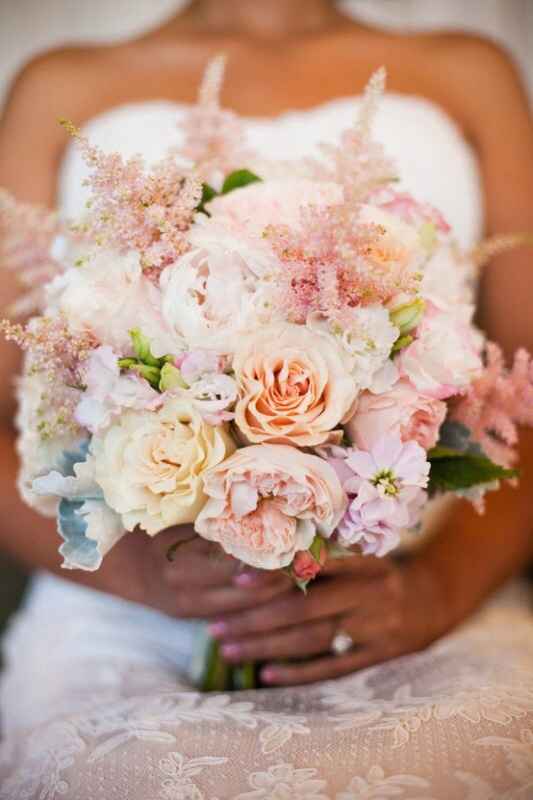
[0,0,532,105]
[0,0,531,636]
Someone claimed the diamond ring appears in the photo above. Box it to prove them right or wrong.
[330,629,354,656]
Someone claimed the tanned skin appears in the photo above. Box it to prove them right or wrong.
[0,0,532,685]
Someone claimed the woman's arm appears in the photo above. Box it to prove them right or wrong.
[0,52,291,616]
[208,39,533,685]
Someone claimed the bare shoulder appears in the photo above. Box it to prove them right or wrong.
[419,31,530,142]
[1,44,121,128]
[0,45,119,203]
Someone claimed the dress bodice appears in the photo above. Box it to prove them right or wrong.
[58,93,484,248]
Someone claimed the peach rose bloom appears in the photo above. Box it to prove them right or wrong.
[345,379,447,451]
[233,323,357,447]
[195,444,347,570]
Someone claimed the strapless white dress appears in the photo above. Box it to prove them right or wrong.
[2,95,533,800]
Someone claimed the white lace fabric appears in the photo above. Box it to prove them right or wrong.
[2,94,533,799]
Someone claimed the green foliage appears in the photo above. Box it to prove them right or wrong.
[221,169,262,194]
[428,449,518,492]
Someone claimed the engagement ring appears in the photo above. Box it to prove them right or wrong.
[330,630,354,656]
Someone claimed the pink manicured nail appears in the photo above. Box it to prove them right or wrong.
[221,643,242,659]
[233,572,258,587]
[208,622,227,637]
[260,667,278,684]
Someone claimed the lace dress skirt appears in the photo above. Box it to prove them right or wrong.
[1,571,533,800]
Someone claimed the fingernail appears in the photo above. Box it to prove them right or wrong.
[221,643,242,660]
[260,667,278,684]
[233,571,260,587]
[208,621,227,637]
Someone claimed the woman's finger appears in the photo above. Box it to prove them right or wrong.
[220,617,338,663]
[173,575,293,618]
[321,554,392,578]
[209,576,374,639]
[259,646,383,686]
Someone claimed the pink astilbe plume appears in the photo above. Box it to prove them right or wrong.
[308,67,397,203]
[180,54,255,185]
[451,343,533,468]
[266,208,420,323]
[61,120,202,278]
[1,316,98,438]
[0,189,67,316]
[263,68,418,322]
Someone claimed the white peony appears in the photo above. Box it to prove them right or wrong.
[161,220,281,353]
[54,249,180,357]
[90,395,235,535]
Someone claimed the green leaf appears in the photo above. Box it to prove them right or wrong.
[429,452,518,492]
[129,329,160,367]
[221,169,261,194]
[196,182,218,215]
[309,534,325,564]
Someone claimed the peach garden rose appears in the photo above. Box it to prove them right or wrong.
[233,322,358,447]
[195,444,347,569]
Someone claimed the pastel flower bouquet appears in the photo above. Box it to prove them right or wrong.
[2,58,533,690]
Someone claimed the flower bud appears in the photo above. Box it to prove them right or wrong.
[129,328,160,367]
[293,536,327,584]
[389,298,425,336]
[159,363,188,392]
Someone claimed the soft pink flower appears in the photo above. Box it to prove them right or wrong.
[329,435,429,557]
[195,444,347,570]
[378,190,451,234]
[75,346,161,433]
[345,379,446,451]
[398,305,483,399]
[233,322,357,447]
[176,350,225,384]
[207,179,343,237]
[292,547,326,581]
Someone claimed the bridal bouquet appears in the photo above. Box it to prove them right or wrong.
[2,58,533,688]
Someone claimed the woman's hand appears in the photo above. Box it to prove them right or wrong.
[94,524,293,620]
[208,554,450,686]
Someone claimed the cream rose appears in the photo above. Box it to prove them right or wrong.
[195,444,347,569]
[90,396,235,535]
[233,323,357,447]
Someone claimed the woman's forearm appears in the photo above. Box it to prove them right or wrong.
[413,426,533,629]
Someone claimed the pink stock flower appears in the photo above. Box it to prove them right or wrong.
[75,346,161,433]
[195,445,347,570]
[326,435,430,557]
[345,379,446,451]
